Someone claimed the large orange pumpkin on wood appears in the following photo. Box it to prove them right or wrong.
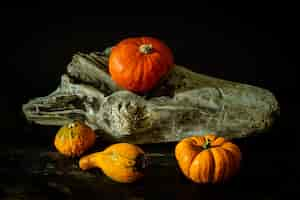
[109,37,174,93]
[175,134,241,184]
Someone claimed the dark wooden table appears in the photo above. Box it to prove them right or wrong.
[0,118,295,200]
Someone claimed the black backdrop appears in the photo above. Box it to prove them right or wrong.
[1,5,299,199]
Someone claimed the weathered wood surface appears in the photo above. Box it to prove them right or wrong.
[22,50,280,144]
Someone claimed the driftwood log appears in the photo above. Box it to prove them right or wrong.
[22,50,280,144]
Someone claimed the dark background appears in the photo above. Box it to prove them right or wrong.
[0,4,299,200]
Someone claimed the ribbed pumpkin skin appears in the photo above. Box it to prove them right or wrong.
[54,121,96,157]
[175,134,241,184]
[109,37,174,93]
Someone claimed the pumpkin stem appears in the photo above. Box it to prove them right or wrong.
[68,122,75,129]
[139,44,153,54]
[202,138,211,149]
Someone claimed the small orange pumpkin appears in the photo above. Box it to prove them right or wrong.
[109,36,174,93]
[79,143,147,183]
[175,134,241,184]
[54,121,96,157]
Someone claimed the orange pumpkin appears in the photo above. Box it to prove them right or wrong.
[109,36,174,93]
[175,134,241,184]
[54,121,96,157]
[79,143,147,183]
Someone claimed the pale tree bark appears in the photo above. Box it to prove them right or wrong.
[23,50,280,144]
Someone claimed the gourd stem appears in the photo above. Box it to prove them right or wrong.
[202,138,211,149]
[139,44,153,54]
